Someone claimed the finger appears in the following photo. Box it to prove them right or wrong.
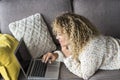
[45,54,51,63]
[47,53,54,64]
[42,54,47,62]
[49,59,52,64]
[42,52,51,62]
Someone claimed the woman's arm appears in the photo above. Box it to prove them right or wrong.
[63,52,100,80]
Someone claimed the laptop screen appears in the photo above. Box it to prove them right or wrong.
[15,39,32,74]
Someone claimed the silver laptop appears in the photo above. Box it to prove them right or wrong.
[15,38,61,80]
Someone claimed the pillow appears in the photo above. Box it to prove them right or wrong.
[0,34,20,80]
[9,13,56,58]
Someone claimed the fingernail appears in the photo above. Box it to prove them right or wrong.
[49,60,51,64]
[42,60,45,63]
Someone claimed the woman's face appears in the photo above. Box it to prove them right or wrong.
[56,31,69,47]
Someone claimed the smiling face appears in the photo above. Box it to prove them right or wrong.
[56,30,69,47]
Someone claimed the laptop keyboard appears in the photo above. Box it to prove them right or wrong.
[31,60,47,77]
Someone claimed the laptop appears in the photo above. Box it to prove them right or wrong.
[15,38,61,80]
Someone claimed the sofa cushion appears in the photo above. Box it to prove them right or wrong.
[73,0,120,38]
[0,0,72,45]
[9,13,56,58]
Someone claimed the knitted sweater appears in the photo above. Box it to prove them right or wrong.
[54,35,120,80]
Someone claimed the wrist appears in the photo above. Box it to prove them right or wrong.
[53,50,65,62]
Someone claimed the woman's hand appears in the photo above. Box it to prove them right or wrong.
[61,46,71,58]
[42,52,58,63]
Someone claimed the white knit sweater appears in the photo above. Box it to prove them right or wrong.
[54,35,120,80]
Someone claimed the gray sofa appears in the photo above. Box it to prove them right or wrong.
[0,0,120,80]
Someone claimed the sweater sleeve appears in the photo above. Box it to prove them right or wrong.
[80,53,100,79]
[53,50,65,62]
[63,56,82,78]
[63,53,100,80]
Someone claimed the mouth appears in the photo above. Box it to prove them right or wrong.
[58,40,62,44]
[59,41,62,43]
[58,39,61,42]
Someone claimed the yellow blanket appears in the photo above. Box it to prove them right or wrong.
[0,34,20,80]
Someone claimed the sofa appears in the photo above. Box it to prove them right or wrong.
[0,0,120,80]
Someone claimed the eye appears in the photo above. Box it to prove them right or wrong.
[58,33,62,35]
[57,32,62,36]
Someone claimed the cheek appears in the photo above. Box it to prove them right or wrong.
[63,38,69,44]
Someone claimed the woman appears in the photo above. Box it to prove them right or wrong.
[42,12,120,79]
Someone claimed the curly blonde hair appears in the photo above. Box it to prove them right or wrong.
[52,12,100,60]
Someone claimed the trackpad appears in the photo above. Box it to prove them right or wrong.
[45,62,60,79]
